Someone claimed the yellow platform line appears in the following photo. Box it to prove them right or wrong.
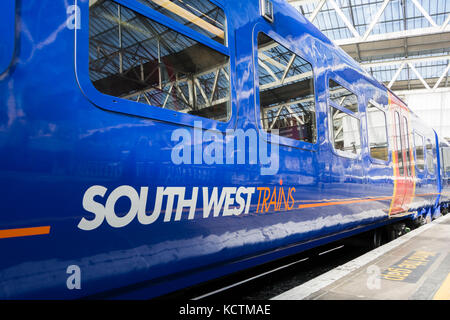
[433,273,450,300]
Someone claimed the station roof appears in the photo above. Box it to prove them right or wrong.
[288,0,450,92]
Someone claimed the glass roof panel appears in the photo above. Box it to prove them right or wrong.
[293,0,450,89]
[296,0,450,41]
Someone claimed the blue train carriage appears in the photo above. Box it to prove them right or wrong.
[0,0,448,299]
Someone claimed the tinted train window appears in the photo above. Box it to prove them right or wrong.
[330,107,361,155]
[135,0,226,45]
[257,33,316,143]
[426,139,435,174]
[367,102,388,161]
[414,132,425,171]
[442,147,450,174]
[89,0,230,122]
[329,79,358,114]
[402,117,411,176]
[394,112,404,175]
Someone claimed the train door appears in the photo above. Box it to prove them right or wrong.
[327,77,365,200]
[388,93,415,215]
[401,115,415,208]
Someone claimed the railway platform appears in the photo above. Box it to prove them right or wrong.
[272,213,450,300]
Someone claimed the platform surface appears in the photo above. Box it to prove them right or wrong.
[272,214,450,300]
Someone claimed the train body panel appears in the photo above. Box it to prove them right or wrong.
[0,0,448,299]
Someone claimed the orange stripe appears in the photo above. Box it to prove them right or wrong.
[298,196,382,203]
[0,226,51,239]
[297,196,393,209]
[296,192,441,210]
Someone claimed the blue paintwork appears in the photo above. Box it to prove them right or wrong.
[0,1,16,75]
[0,0,448,299]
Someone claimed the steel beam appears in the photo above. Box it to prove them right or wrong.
[433,62,450,90]
[362,0,390,41]
[408,62,431,90]
[411,0,438,28]
[361,55,450,69]
[335,26,450,46]
[328,0,360,39]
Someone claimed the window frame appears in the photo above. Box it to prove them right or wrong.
[252,25,319,152]
[327,77,362,159]
[394,111,405,176]
[425,138,435,175]
[328,79,359,114]
[441,146,450,177]
[413,130,425,172]
[0,0,15,75]
[366,99,390,165]
[75,0,237,132]
[440,146,446,178]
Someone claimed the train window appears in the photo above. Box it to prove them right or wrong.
[402,117,411,176]
[394,112,404,175]
[442,147,450,174]
[329,79,358,114]
[257,33,316,143]
[426,139,435,174]
[367,102,388,161]
[135,0,226,45]
[89,0,231,122]
[330,106,361,155]
[414,132,425,171]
